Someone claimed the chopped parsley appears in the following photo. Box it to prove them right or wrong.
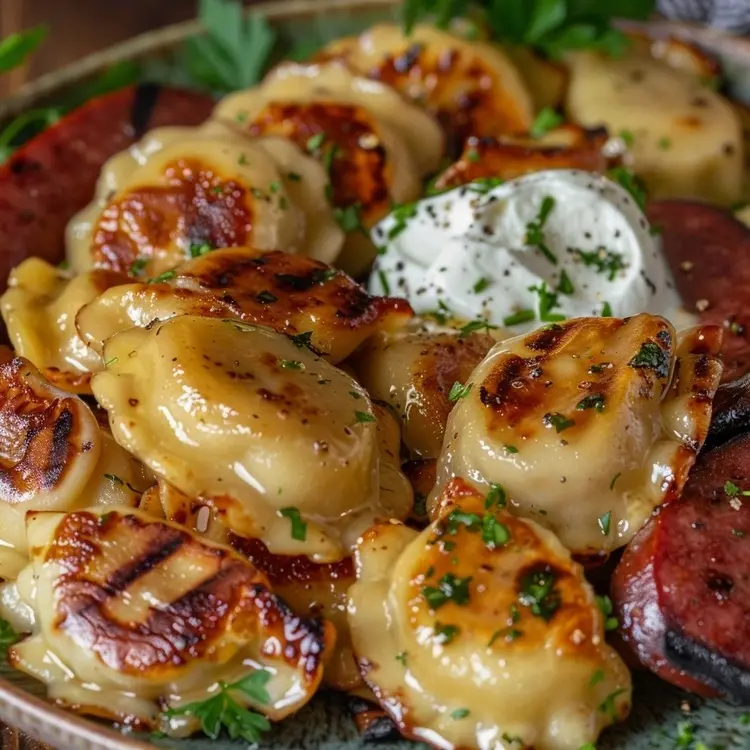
[287,171,302,182]
[590,669,605,687]
[395,651,408,665]
[104,473,123,485]
[598,688,627,721]
[466,147,480,163]
[448,381,472,402]
[725,481,750,497]
[518,565,561,621]
[290,331,314,350]
[529,282,566,322]
[279,507,307,541]
[481,514,511,549]
[504,444,519,454]
[354,411,376,425]
[557,269,575,295]
[658,136,671,150]
[104,356,118,367]
[434,622,460,644]
[189,241,214,258]
[601,301,613,317]
[130,257,147,275]
[473,276,491,294]
[485,483,507,509]
[164,669,271,744]
[458,319,499,337]
[618,129,635,147]
[422,573,472,609]
[596,595,619,631]
[333,203,364,233]
[524,195,557,265]
[467,176,504,194]
[445,510,482,534]
[279,359,304,370]
[503,309,536,327]
[598,510,612,536]
[378,269,391,296]
[576,393,605,412]
[628,341,670,378]
[529,107,563,139]
[306,132,326,152]
[573,246,627,281]
[543,412,575,433]
[607,166,647,211]
[148,269,177,284]
[387,200,419,240]
[450,708,470,720]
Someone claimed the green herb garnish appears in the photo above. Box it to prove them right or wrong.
[448,381,472,402]
[598,510,612,536]
[573,246,627,281]
[458,319,499,337]
[423,573,472,609]
[530,107,563,139]
[543,412,575,433]
[503,309,536,327]
[607,166,647,211]
[434,622,460,644]
[164,669,271,743]
[279,507,307,541]
[576,393,605,413]
[518,565,561,621]
[596,595,619,631]
[525,196,557,265]
[354,411,376,424]
[628,341,670,378]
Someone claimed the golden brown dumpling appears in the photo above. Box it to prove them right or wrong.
[0,258,129,393]
[435,316,723,554]
[76,247,413,365]
[0,352,152,579]
[6,507,333,734]
[350,328,495,458]
[565,48,743,205]
[348,477,632,750]
[66,122,343,277]
[435,124,611,190]
[215,62,445,276]
[91,316,411,562]
[316,24,533,152]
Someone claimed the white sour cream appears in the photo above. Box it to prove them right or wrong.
[369,169,691,330]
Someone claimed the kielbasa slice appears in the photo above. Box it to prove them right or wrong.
[648,199,750,382]
[705,372,750,451]
[0,85,214,287]
[612,432,750,702]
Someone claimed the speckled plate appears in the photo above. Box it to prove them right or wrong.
[2,1,750,748]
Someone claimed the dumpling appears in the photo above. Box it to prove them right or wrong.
[317,24,533,152]
[348,477,632,750]
[435,315,723,554]
[6,506,333,734]
[0,258,129,393]
[215,62,444,276]
[435,125,611,191]
[0,351,152,579]
[76,247,413,365]
[350,328,496,458]
[90,315,412,562]
[565,49,743,205]
[66,121,343,277]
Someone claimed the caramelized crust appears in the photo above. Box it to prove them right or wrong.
[92,157,253,273]
[76,247,413,364]
[0,353,150,578]
[436,316,723,554]
[316,24,533,151]
[436,125,611,190]
[351,328,495,458]
[348,478,631,750]
[9,507,333,732]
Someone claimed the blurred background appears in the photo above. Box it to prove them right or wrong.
[1,0,749,97]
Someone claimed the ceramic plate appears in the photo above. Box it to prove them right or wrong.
[1,1,750,748]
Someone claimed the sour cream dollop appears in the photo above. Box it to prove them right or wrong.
[370,169,690,329]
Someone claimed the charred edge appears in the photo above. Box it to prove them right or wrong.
[346,695,401,742]
[104,524,185,594]
[524,323,569,353]
[664,627,750,704]
[43,407,75,490]
[704,374,750,452]
[130,83,162,139]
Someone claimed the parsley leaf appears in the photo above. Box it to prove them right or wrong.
[190,241,215,258]
[448,381,472,402]
[518,565,561,621]
[524,196,557,264]
[458,319,499,337]
[607,166,648,211]
[598,510,612,536]
[529,282,566,322]
[279,507,307,541]
[503,309,536,327]
[434,621,460,644]
[0,618,20,654]
[576,393,605,413]
[423,573,472,609]
[573,246,627,281]
[543,412,575,433]
[354,411,376,424]
[180,0,276,93]
[164,670,271,743]
[629,341,670,378]
[596,594,619,631]
[0,26,48,73]
[530,106,563,139]
[290,331,314,350]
